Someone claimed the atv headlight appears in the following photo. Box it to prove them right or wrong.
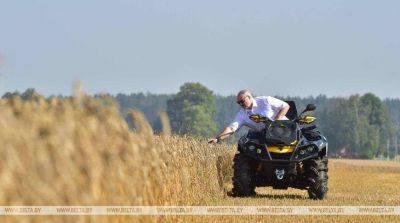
[248,145,256,151]
[294,146,317,159]
[243,142,259,152]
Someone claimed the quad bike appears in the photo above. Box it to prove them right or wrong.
[232,102,328,199]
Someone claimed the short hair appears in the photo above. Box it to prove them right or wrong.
[237,89,252,98]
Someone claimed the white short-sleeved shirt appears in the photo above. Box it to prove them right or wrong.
[228,96,289,132]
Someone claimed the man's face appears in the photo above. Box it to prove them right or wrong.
[236,94,252,109]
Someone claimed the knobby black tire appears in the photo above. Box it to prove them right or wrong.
[305,156,329,200]
[231,153,256,197]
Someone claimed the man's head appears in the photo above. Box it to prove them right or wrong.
[236,89,253,109]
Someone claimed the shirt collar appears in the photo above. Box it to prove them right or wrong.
[251,98,258,108]
[244,98,258,113]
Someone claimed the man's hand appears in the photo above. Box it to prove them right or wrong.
[275,115,286,120]
[208,138,219,144]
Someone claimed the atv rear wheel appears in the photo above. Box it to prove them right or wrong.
[305,156,328,200]
[231,153,256,197]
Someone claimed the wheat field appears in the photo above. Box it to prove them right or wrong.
[0,94,399,222]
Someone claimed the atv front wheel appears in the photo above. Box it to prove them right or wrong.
[231,153,256,197]
[305,156,328,200]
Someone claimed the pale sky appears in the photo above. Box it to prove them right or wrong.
[0,0,399,98]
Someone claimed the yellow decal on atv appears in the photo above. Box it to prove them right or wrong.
[267,146,295,153]
[299,115,316,124]
[249,114,267,123]
[267,140,297,153]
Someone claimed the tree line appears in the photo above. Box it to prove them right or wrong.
[3,84,400,159]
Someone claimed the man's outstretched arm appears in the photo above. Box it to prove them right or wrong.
[208,126,236,144]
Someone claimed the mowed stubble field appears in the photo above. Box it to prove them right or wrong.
[179,158,400,223]
[0,95,399,222]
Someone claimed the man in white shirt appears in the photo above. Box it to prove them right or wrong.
[208,89,290,144]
